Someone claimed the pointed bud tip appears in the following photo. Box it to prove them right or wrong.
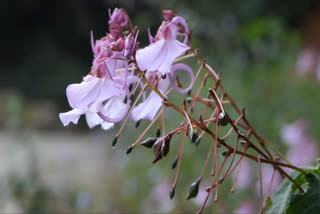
[170,187,175,199]
[141,137,157,148]
[135,120,141,128]
[126,146,133,155]
[171,158,178,170]
[112,137,118,147]
[186,180,200,200]
[161,73,167,79]
[189,132,198,143]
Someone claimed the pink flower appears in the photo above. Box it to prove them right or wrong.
[136,15,190,74]
[131,64,194,121]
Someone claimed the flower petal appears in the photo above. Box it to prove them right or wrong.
[136,40,167,72]
[131,91,163,121]
[66,76,101,109]
[85,111,114,130]
[98,95,129,123]
[59,109,85,126]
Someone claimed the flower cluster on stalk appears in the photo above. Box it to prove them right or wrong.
[59,8,308,214]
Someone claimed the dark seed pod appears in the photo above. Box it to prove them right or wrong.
[112,137,118,147]
[171,158,178,170]
[187,90,191,96]
[161,73,167,79]
[156,128,161,138]
[186,180,200,200]
[152,135,172,164]
[195,137,201,146]
[135,120,141,128]
[218,112,229,126]
[126,146,133,154]
[170,187,175,199]
[189,131,198,143]
[141,138,157,148]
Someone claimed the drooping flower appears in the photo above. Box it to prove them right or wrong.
[131,63,194,121]
[135,12,190,74]
[60,9,139,130]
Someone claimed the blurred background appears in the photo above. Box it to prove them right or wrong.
[1,0,320,213]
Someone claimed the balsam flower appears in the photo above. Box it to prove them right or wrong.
[135,12,190,74]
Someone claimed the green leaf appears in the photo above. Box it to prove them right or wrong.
[268,160,320,214]
[286,173,320,214]
[267,171,299,214]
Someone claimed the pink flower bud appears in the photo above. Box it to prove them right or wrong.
[162,10,173,21]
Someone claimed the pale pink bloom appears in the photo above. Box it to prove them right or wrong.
[131,64,194,121]
[234,160,253,189]
[296,49,317,74]
[234,200,256,214]
[136,16,190,74]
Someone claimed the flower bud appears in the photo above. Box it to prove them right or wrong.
[218,112,229,126]
[141,138,157,148]
[162,10,173,21]
[161,73,167,79]
[186,180,200,200]
[170,187,175,199]
[135,119,141,128]
[156,128,161,138]
[189,131,198,143]
[126,146,133,154]
[171,158,178,170]
[112,137,118,147]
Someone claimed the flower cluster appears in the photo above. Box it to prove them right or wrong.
[59,8,308,214]
[60,9,193,129]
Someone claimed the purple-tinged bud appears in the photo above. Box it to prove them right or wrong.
[141,138,157,148]
[124,33,134,57]
[170,187,175,199]
[115,37,125,51]
[186,180,200,200]
[162,10,173,21]
[108,8,129,29]
[218,112,229,126]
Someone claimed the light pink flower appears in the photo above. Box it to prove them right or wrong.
[136,16,190,74]
[131,64,194,121]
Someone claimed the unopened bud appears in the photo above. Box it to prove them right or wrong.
[186,180,200,200]
[141,138,157,148]
[218,112,229,126]
[156,128,161,138]
[189,131,198,143]
[126,146,133,154]
[112,137,118,147]
[170,187,175,199]
[222,150,231,157]
[172,158,178,170]
[163,10,173,21]
[135,120,141,128]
